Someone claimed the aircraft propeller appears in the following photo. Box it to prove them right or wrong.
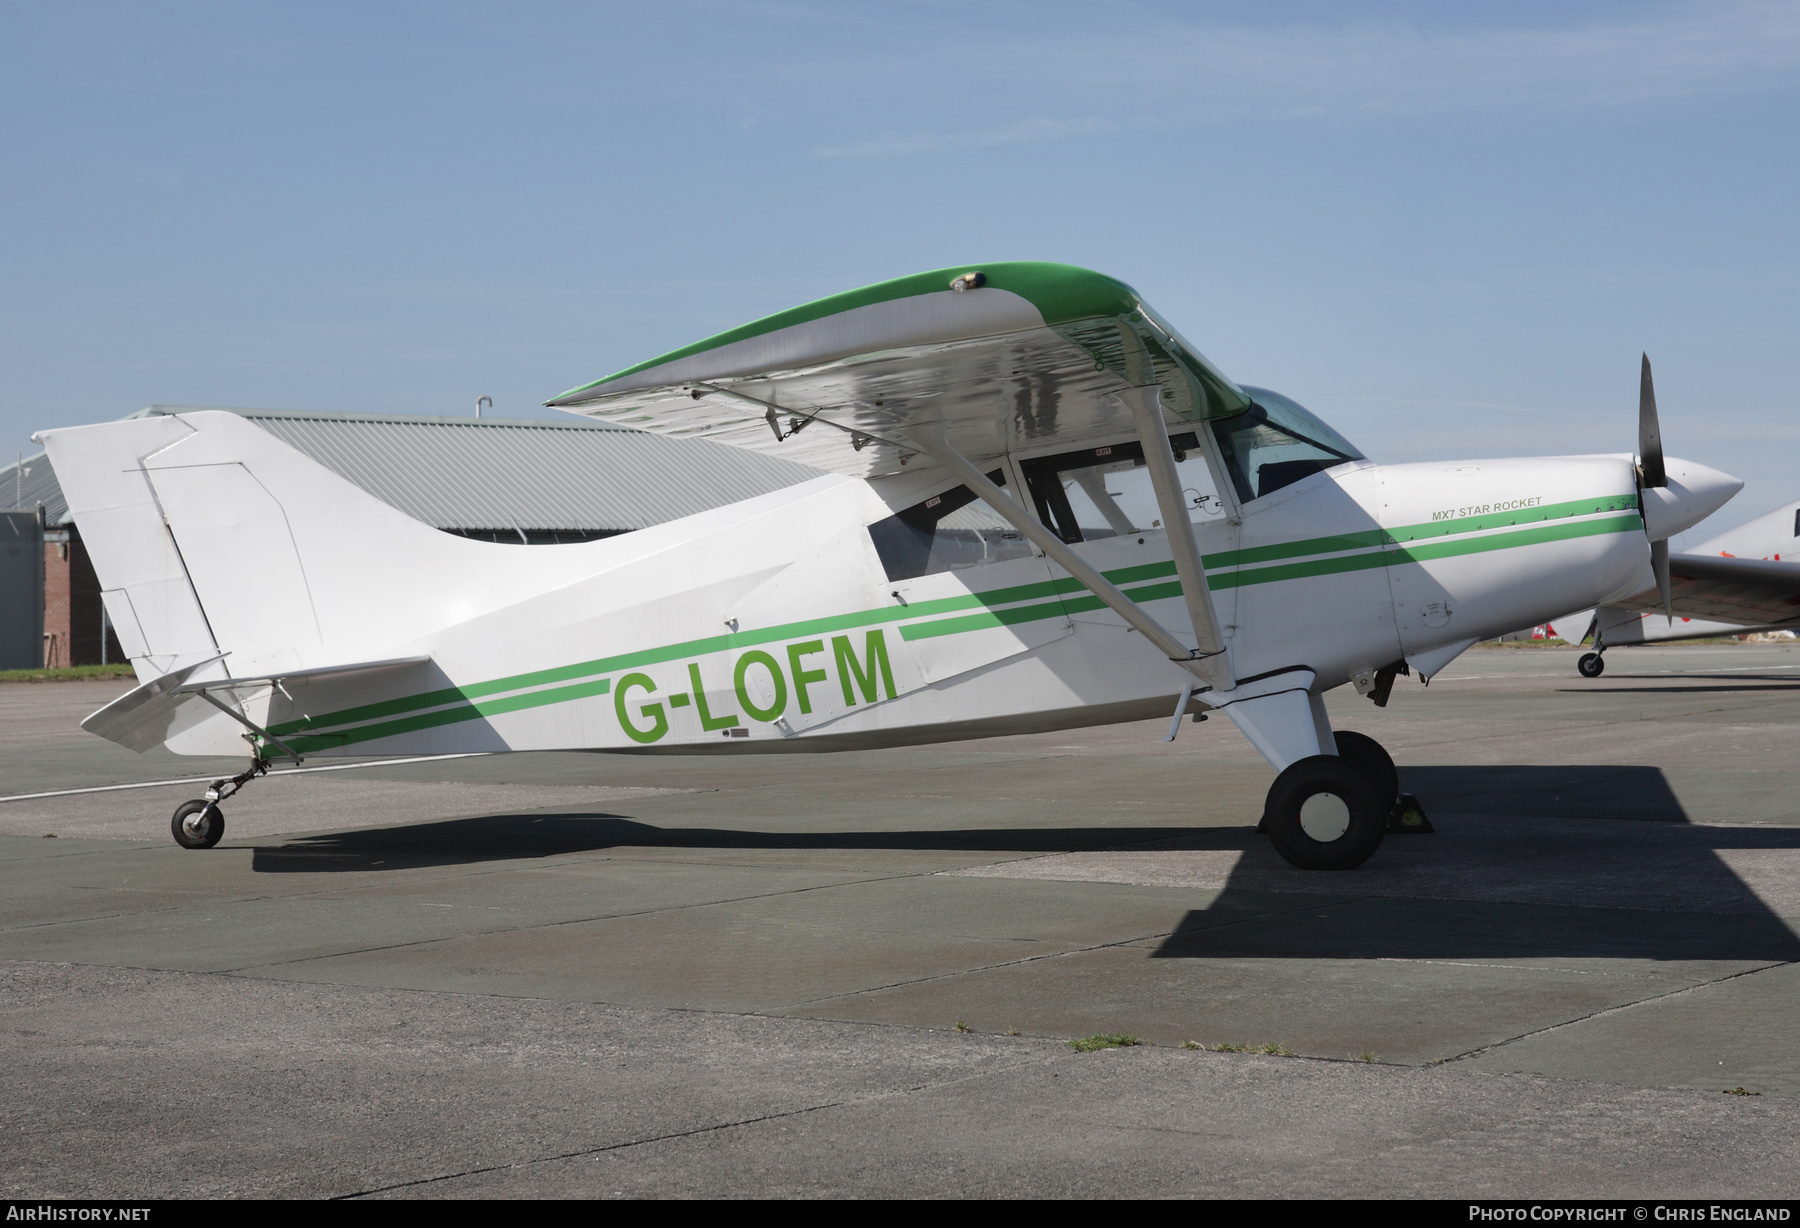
[1639,353,1673,622]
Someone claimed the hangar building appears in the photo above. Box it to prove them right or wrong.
[0,407,820,670]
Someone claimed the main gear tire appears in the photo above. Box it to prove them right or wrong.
[1332,730,1399,813]
[1262,755,1387,871]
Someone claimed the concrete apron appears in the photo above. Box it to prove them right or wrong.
[3,645,1800,1196]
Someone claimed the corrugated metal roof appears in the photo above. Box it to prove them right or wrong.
[1,451,70,525]
[179,408,824,532]
[29,406,823,535]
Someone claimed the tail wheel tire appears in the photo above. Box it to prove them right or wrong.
[1263,755,1387,871]
[1332,730,1399,813]
[1577,653,1605,678]
[171,800,224,850]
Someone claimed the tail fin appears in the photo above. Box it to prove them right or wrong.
[39,414,221,681]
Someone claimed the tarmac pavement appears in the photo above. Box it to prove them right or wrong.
[2,643,1798,1198]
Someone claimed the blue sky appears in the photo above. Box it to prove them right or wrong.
[4,2,1796,542]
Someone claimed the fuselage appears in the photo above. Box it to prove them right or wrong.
[236,450,1655,760]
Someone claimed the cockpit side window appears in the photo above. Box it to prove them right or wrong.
[1018,433,1224,545]
[868,470,1035,582]
[1211,386,1364,503]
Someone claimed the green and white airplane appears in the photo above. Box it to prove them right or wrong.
[40,262,1741,870]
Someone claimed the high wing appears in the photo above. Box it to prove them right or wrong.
[545,262,1252,478]
[1615,553,1800,627]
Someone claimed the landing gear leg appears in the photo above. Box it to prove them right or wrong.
[169,756,270,850]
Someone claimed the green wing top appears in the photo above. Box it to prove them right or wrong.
[546,261,1251,478]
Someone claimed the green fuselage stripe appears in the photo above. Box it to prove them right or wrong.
[1209,512,1641,589]
[263,505,1640,749]
[899,579,1184,641]
[1199,493,1638,569]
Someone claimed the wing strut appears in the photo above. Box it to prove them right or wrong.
[1119,384,1234,692]
[192,690,304,765]
[905,422,1233,693]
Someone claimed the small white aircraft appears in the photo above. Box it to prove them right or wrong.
[1551,497,1800,676]
[39,263,1742,870]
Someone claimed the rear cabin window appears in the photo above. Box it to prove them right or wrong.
[868,470,1035,582]
[1019,433,1224,545]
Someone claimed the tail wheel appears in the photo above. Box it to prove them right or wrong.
[1332,730,1399,813]
[171,800,224,850]
[1262,755,1386,871]
[1577,652,1605,678]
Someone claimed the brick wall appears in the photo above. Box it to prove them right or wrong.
[43,532,71,668]
[41,528,119,667]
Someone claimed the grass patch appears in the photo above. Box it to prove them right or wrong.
[1181,1041,1203,1051]
[1211,1041,1292,1055]
[1357,1051,1379,1063]
[953,1020,970,1033]
[1723,1086,1761,1096]
[1069,1033,1142,1053]
[0,664,136,684]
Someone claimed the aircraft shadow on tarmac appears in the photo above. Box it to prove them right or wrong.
[1155,763,1800,963]
[1403,764,1692,820]
[1149,899,1800,963]
[247,820,1200,869]
[245,764,1800,964]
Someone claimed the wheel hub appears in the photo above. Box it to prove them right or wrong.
[1298,792,1351,841]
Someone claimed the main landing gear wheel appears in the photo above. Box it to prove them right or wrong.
[1332,730,1399,814]
[1262,755,1386,871]
[1578,652,1605,678]
[171,800,224,850]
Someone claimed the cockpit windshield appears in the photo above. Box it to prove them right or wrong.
[1211,386,1364,503]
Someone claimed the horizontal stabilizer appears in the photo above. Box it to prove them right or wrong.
[81,656,227,753]
[83,655,431,754]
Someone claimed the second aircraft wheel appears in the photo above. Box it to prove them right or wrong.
[1262,755,1386,871]
[171,800,224,850]
[1332,730,1399,813]
[1577,653,1605,678]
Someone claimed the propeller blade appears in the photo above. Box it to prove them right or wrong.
[1651,537,1672,624]
[1639,352,1666,489]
